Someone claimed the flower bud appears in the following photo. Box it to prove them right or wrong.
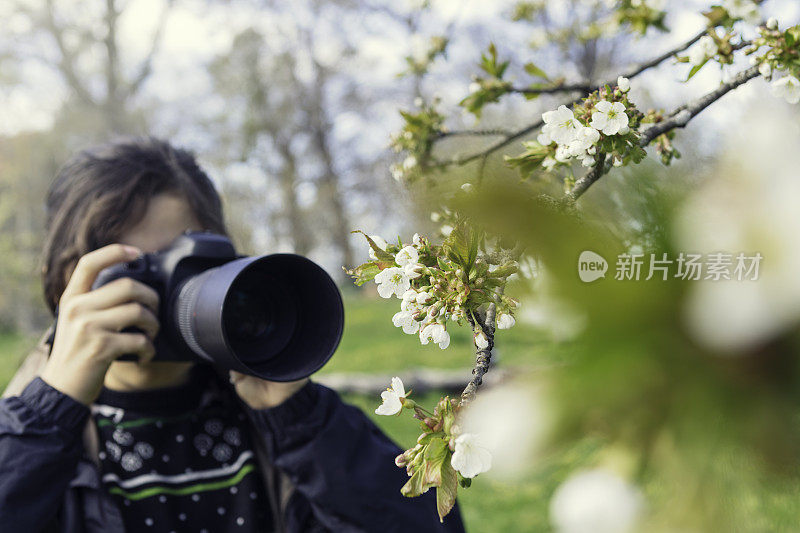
[766,17,778,30]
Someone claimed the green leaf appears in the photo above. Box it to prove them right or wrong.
[524,62,549,80]
[352,230,395,262]
[686,60,707,81]
[401,467,427,497]
[436,463,458,522]
[342,262,381,286]
[442,222,478,272]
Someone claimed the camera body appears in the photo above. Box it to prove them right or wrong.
[92,231,239,363]
[86,231,344,381]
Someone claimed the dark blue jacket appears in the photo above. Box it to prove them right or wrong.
[0,364,466,532]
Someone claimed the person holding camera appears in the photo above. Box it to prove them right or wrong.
[0,137,466,532]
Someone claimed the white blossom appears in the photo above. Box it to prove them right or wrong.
[395,245,419,267]
[420,322,450,349]
[404,262,424,279]
[374,267,411,298]
[412,233,423,246]
[537,130,553,146]
[402,155,418,170]
[441,224,454,237]
[368,235,388,260]
[542,105,581,145]
[689,36,718,67]
[450,433,492,478]
[567,126,600,157]
[758,62,772,79]
[415,291,433,304]
[375,377,407,415]
[555,144,572,163]
[771,76,800,104]
[590,101,629,136]
[468,82,481,94]
[617,76,630,93]
[766,17,779,30]
[475,331,489,349]
[550,468,643,533]
[723,0,760,23]
[497,313,516,329]
[392,310,421,334]
[542,156,558,171]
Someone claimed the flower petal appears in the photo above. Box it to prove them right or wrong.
[391,376,406,397]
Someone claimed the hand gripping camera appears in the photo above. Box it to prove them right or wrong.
[79,231,343,381]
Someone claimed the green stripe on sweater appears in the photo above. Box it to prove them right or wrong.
[107,463,256,501]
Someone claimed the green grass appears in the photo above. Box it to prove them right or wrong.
[0,331,34,392]
[0,292,549,531]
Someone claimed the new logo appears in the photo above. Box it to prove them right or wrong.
[578,251,608,282]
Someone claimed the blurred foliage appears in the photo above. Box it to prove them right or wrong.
[445,168,800,530]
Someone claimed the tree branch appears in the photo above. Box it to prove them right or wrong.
[564,152,607,203]
[127,0,174,98]
[566,65,762,202]
[460,303,498,405]
[43,0,95,106]
[432,27,713,167]
[638,64,761,146]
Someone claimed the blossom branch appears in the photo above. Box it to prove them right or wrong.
[566,64,762,202]
[460,303,497,406]
[430,27,717,168]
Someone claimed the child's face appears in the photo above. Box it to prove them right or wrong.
[117,192,204,254]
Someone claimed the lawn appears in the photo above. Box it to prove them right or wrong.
[0,289,551,531]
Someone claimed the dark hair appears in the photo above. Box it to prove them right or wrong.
[41,137,228,315]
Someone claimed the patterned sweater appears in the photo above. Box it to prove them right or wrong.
[91,365,272,532]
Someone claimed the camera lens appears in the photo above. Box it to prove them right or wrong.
[173,254,342,381]
[224,284,273,342]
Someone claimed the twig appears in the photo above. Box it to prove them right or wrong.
[434,128,515,138]
[460,304,498,406]
[566,65,762,202]
[638,64,761,146]
[509,28,711,98]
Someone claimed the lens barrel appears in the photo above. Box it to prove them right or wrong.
[173,254,344,381]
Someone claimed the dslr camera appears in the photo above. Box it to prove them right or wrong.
[60,231,343,381]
